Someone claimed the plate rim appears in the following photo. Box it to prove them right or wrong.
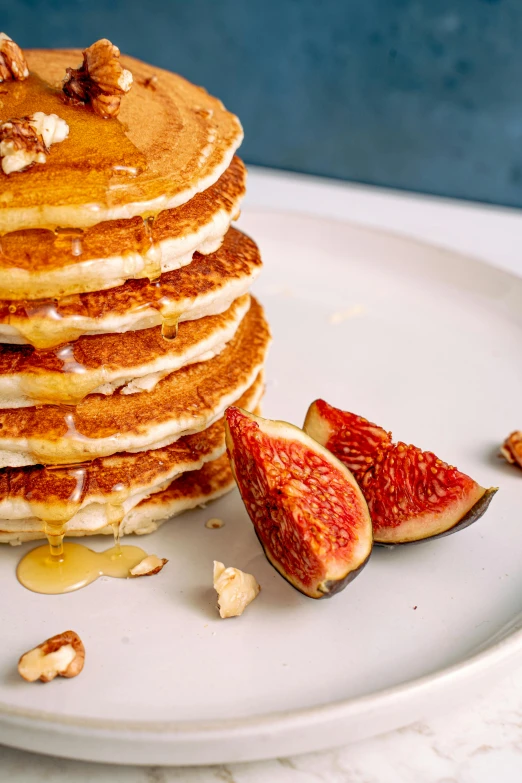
[2,618,522,736]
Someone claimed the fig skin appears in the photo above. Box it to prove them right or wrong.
[225,407,373,599]
[304,400,497,546]
[375,487,498,548]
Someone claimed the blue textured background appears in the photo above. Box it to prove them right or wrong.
[2,0,522,207]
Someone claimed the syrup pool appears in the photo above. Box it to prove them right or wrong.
[17,541,148,595]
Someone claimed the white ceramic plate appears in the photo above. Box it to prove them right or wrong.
[1,210,521,766]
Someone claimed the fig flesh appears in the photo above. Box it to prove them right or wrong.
[304,400,497,546]
[225,407,372,598]
[361,442,497,545]
[304,399,391,482]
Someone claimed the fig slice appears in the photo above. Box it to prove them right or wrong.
[362,442,497,545]
[304,400,497,546]
[304,399,392,482]
[224,407,372,599]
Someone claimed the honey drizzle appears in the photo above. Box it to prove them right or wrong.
[141,218,181,339]
[26,463,87,561]
[142,216,162,282]
[54,226,85,259]
[17,464,148,594]
[5,218,182,349]
[0,73,148,228]
[7,297,86,350]
[19,343,109,406]
[17,542,149,595]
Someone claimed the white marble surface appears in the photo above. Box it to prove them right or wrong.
[2,168,522,781]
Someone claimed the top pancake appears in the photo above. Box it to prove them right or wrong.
[0,157,246,300]
[0,50,243,232]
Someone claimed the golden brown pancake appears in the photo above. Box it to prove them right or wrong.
[123,452,235,537]
[0,378,262,544]
[0,228,262,348]
[0,157,246,300]
[0,295,250,407]
[0,297,270,466]
[0,50,243,231]
[0,451,236,543]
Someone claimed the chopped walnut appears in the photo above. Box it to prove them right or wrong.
[0,117,46,174]
[500,431,522,470]
[0,33,29,82]
[63,38,133,119]
[141,74,158,90]
[18,630,85,683]
[205,517,224,529]
[0,112,69,174]
[30,111,69,147]
[213,561,260,618]
[129,555,168,577]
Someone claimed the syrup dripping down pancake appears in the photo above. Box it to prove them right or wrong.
[0,297,270,466]
[0,452,236,544]
[0,157,246,300]
[0,228,262,349]
[0,295,250,408]
[0,378,263,544]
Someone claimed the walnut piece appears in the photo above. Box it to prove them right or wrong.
[30,111,69,147]
[129,554,168,577]
[63,38,133,119]
[213,561,260,619]
[141,74,158,90]
[500,431,522,470]
[18,630,85,683]
[0,33,29,82]
[0,113,69,174]
[205,517,224,529]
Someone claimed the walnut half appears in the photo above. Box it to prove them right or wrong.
[63,38,133,119]
[18,630,85,683]
[0,33,29,82]
[500,431,522,470]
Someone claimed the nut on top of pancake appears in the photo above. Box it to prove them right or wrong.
[63,38,133,119]
[0,33,29,82]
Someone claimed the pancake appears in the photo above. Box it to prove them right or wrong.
[0,452,235,544]
[0,295,250,408]
[0,297,270,466]
[0,50,243,232]
[0,157,246,300]
[0,228,261,348]
[0,380,262,545]
[123,452,235,537]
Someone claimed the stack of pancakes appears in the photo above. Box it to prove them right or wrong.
[0,49,270,545]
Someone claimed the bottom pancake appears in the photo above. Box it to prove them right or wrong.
[0,452,235,544]
[117,453,234,537]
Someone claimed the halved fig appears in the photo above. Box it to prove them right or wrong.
[304,400,497,546]
[225,407,372,599]
[304,399,392,482]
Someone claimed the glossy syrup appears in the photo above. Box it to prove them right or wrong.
[5,215,181,351]
[0,73,148,222]
[7,72,158,592]
[17,464,148,594]
[17,542,148,594]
